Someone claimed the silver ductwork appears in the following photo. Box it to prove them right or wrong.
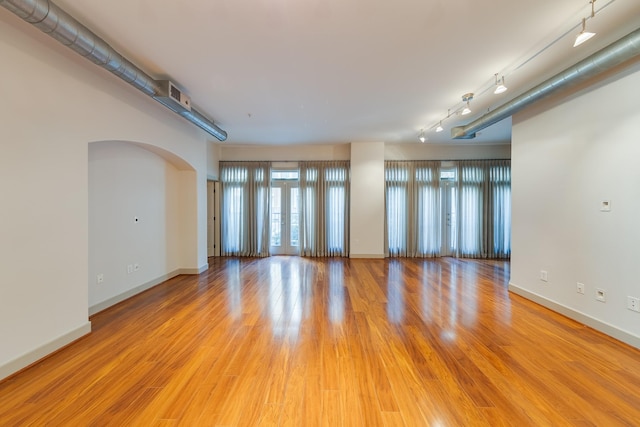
[452,27,640,139]
[1,0,228,141]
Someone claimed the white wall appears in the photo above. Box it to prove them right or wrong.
[207,142,221,180]
[221,143,351,161]
[350,142,386,258]
[220,142,509,162]
[88,142,198,313]
[510,65,640,347]
[385,142,510,160]
[0,11,210,379]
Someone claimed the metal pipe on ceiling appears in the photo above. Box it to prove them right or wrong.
[452,27,640,139]
[1,0,228,141]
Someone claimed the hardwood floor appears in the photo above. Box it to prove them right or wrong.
[1,257,640,426]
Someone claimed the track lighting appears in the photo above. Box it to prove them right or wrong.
[461,93,473,115]
[574,1,596,47]
[436,121,443,132]
[494,74,507,94]
[419,129,426,143]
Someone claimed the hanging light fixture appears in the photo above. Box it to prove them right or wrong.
[494,73,507,94]
[419,129,426,143]
[574,0,596,47]
[461,93,473,115]
[436,121,443,132]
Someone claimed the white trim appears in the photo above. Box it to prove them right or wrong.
[0,322,92,381]
[350,254,385,259]
[183,263,208,275]
[89,265,208,316]
[89,270,181,316]
[509,282,640,349]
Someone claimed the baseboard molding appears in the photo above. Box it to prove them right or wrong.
[89,270,182,316]
[0,322,92,381]
[350,254,385,259]
[509,283,640,349]
[89,265,209,316]
[181,263,208,275]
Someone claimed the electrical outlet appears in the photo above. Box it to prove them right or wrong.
[96,273,104,284]
[628,296,640,313]
[540,270,548,282]
[134,263,140,272]
[576,282,585,294]
[127,264,133,274]
[596,288,606,302]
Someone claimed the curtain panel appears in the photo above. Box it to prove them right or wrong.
[220,161,272,257]
[385,159,510,259]
[456,159,511,259]
[299,161,350,257]
[385,161,441,258]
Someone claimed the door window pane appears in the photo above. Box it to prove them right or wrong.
[271,187,282,246]
[290,187,299,247]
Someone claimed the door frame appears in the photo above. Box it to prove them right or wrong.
[270,180,300,255]
[440,168,458,257]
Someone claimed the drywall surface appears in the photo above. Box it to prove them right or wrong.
[0,11,209,379]
[350,142,386,257]
[510,65,640,346]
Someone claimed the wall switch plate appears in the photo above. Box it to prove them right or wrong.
[540,270,548,282]
[127,264,133,274]
[596,288,606,302]
[628,296,640,313]
[96,273,104,284]
[600,200,611,212]
[576,282,585,294]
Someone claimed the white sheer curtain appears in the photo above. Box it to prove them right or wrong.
[220,162,271,257]
[386,159,510,259]
[299,161,350,257]
[457,162,483,257]
[385,161,441,257]
[456,159,511,259]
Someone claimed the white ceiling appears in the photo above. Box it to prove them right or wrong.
[52,0,640,145]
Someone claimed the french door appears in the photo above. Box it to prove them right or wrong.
[270,181,300,255]
[440,172,458,257]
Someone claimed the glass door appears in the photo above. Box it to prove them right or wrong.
[440,169,458,256]
[270,175,300,255]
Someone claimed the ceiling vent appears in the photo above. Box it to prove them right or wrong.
[158,80,191,112]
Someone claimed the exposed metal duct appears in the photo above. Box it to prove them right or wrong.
[452,27,640,139]
[1,0,228,141]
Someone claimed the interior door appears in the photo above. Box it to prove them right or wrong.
[270,181,300,255]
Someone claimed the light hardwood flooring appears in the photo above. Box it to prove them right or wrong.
[1,257,640,426]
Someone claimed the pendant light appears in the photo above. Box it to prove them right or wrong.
[494,73,507,94]
[574,0,596,47]
[461,93,473,115]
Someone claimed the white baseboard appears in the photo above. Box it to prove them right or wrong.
[89,265,209,316]
[350,254,385,259]
[89,270,181,316]
[182,263,208,275]
[508,282,640,349]
[0,322,92,381]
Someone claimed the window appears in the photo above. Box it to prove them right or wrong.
[220,162,271,257]
[299,161,350,257]
[385,160,510,259]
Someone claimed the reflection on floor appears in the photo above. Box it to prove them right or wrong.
[1,256,639,426]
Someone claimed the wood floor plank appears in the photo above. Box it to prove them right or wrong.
[1,256,639,425]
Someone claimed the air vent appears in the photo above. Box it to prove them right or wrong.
[157,80,191,112]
